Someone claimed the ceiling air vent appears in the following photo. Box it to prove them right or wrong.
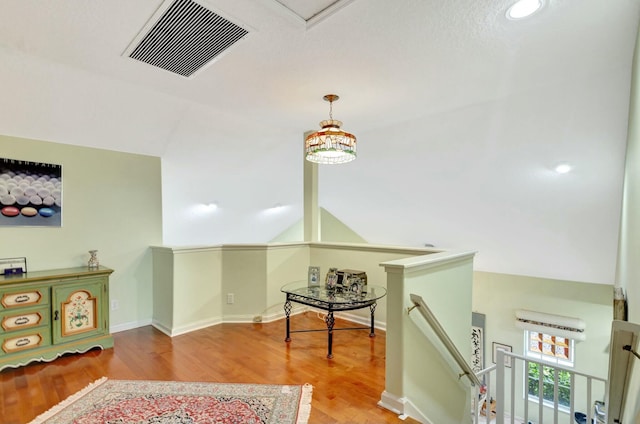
[126,0,249,78]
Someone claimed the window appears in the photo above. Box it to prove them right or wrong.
[525,331,574,409]
[527,332,573,365]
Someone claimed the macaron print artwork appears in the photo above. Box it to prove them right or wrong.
[0,158,62,227]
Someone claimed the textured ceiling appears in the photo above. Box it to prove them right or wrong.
[0,0,639,284]
[1,0,637,157]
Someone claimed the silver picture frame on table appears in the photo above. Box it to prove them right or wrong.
[308,266,320,288]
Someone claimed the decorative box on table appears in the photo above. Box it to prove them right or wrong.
[336,269,367,292]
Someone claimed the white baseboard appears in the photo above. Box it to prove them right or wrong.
[110,319,152,333]
[149,320,173,336]
[378,391,432,424]
[222,314,262,323]
[121,308,386,338]
[378,390,406,415]
[150,316,223,337]
[335,311,387,331]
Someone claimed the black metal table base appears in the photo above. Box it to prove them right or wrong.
[284,297,377,359]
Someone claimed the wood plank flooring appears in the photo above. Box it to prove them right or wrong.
[0,312,420,423]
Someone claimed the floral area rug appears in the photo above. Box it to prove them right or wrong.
[29,377,313,424]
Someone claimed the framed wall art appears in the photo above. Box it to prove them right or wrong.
[471,312,485,374]
[0,157,62,227]
[492,342,513,368]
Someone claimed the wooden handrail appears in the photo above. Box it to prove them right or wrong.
[408,293,481,386]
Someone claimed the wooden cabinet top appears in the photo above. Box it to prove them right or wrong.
[0,266,113,286]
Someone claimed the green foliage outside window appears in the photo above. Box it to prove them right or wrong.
[527,362,571,407]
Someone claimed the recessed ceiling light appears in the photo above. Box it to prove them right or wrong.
[507,0,543,20]
[554,163,572,174]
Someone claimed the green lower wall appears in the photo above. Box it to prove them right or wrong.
[222,246,268,321]
[0,134,162,330]
[151,243,615,422]
[265,244,310,317]
[151,246,223,335]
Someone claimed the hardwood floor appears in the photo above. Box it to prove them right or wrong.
[0,312,420,423]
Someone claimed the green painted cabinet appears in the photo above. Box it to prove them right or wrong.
[0,266,113,371]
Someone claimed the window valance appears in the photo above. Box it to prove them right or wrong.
[515,309,586,341]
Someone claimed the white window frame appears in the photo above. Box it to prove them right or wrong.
[524,330,575,411]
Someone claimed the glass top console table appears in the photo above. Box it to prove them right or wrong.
[281,281,387,359]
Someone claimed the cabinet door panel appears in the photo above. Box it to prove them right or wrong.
[52,279,106,344]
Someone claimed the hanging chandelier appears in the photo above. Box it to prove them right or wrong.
[305,94,357,164]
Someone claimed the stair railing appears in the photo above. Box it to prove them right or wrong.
[408,293,608,424]
[408,293,481,387]
[472,349,607,424]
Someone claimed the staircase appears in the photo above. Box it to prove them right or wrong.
[382,250,638,424]
[406,292,610,424]
[469,320,640,424]
[471,349,606,424]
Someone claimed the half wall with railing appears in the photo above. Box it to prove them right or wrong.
[379,250,477,424]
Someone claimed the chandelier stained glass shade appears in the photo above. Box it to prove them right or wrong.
[305,94,357,164]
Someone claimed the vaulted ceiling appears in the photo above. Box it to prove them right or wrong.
[1,0,639,284]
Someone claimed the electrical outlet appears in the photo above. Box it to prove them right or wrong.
[111,299,119,310]
[226,293,234,304]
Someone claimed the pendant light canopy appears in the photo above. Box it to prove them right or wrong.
[305,94,357,164]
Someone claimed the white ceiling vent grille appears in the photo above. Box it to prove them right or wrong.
[126,0,249,78]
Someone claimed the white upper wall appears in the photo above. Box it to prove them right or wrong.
[318,69,630,284]
[0,1,638,285]
[162,64,629,284]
